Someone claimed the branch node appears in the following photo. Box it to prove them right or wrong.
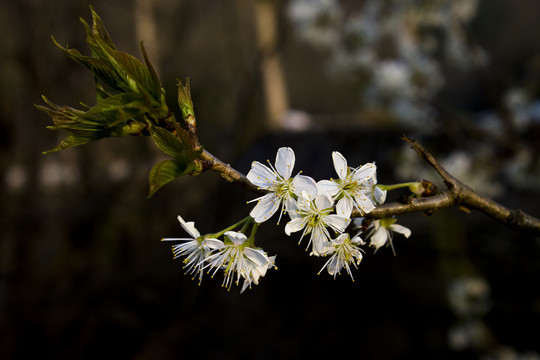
[508,209,525,226]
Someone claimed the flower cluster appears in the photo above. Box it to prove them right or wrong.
[164,147,414,292]
[246,147,412,280]
[163,216,276,293]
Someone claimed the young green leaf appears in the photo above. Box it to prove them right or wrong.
[51,36,125,93]
[147,157,199,198]
[89,6,116,49]
[37,94,148,153]
[149,125,185,158]
[140,41,162,100]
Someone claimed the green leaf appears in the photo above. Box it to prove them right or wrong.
[147,158,194,198]
[140,41,162,100]
[149,125,185,158]
[42,7,173,153]
[146,137,204,197]
[52,36,125,93]
[80,12,115,61]
[95,82,113,102]
[84,92,146,126]
[37,94,148,153]
[89,6,116,49]
[110,50,161,102]
[76,9,162,101]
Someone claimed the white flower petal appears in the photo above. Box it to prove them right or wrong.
[161,237,194,242]
[352,163,377,183]
[250,193,280,223]
[243,247,269,267]
[353,192,375,214]
[177,215,200,238]
[291,175,318,198]
[296,191,313,212]
[317,179,340,197]
[224,231,248,245]
[326,255,341,275]
[324,214,350,232]
[275,147,295,179]
[247,161,277,188]
[332,151,348,180]
[310,229,333,256]
[202,238,225,250]
[285,217,307,235]
[240,280,251,293]
[332,233,349,246]
[285,197,301,219]
[336,197,353,218]
[267,255,276,268]
[390,224,412,238]
[249,266,262,285]
[374,186,387,204]
[314,193,334,210]
[351,235,365,245]
[370,227,388,250]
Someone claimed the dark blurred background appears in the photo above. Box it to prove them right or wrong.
[2,0,540,359]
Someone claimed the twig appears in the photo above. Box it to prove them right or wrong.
[358,192,454,218]
[200,150,267,196]
[398,136,540,235]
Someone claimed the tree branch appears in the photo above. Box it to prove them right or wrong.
[360,192,454,217]
[395,136,540,235]
[199,137,540,236]
[200,149,267,196]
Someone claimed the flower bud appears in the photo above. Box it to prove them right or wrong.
[409,180,438,197]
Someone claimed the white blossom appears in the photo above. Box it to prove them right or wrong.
[203,231,275,292]
[285,191,350,256]
[241,254,277,293]
[318,233,365,280]
[318,151,377,217]
[365,217,411,255]
[247,147,317,224]
[162,216,223,284]
[287,0,343,49]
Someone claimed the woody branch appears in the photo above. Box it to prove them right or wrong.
[199,135,540,236]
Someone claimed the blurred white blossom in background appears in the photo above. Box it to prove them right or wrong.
[286,0,482,129]
[286,0,343,48]
[5,164,27,191]
[447,276,492,352]
[39,158,79,190]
